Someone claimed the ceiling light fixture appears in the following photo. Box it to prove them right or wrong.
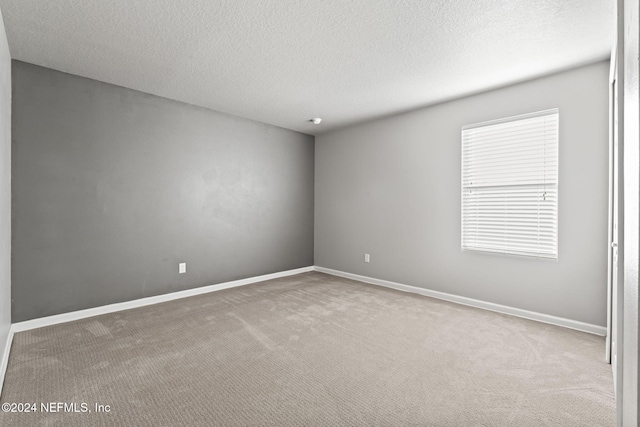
[311,118,322,124]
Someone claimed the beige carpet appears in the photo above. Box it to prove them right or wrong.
[0,272,614,426]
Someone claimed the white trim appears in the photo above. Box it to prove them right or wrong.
[12,266,314,333]
[609,35,617,84]
[314,266,607,336]
[0,325,15,397]
[1,263,605,395]
[461,108,559,130]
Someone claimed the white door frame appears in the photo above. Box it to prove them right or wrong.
[606,41,617,365]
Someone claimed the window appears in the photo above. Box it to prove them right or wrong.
[461,109,558,259]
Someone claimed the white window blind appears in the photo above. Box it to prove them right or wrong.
[461,109,558,259]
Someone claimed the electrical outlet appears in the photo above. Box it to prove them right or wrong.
[364,253,370,263]
[179,262,187,274]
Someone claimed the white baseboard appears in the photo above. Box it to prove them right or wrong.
[314,266,607,336]
[1,266,312,394]
[1,263,605,396]
[12,266,314,333]
[0,325,14,397]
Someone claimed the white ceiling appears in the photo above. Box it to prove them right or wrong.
[0,0,614,135]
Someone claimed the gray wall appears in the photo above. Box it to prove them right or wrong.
[12,61,314,322]
[315,61,609,327]
[0,7,11,372]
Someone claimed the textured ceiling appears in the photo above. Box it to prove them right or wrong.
[0,0,613,135]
